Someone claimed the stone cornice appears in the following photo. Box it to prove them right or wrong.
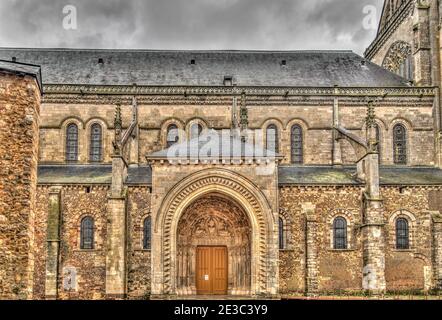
[41,84,436,105]
[365,0,414,60]
[43,95,433,108]
[42,95,435,107]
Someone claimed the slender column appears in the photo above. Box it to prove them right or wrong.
[267,211,280,297]
[45,186,62,299]
[432,212,442,290]
[106,194,127,298]
[105,155,128,298]
[176,249,181,293]
[184,247,190,292]
[436,117,442,168]
[303,203,318,296]
[178,248,182,291]
[232,249,238,293]
[332,96,343,166]
[228,250,233,294]
[189,248,196,295]
[437,0,442,167]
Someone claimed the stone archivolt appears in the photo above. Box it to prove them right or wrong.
[156,169,275,296]
[176,195,251,295]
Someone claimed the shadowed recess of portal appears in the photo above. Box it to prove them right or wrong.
[176,194,251,296]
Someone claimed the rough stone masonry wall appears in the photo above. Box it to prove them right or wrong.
[33,186,109,299]
[279,186,363,295]
[0,72,40,299]
[58,186,109,300]
[126,186,152,300]
[32,187,49,299]
[279,185,442,295]
[381,186,441,292]
[33,185,152,300]
[31,183,442,298]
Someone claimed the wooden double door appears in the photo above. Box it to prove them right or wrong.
[196,246,228,295]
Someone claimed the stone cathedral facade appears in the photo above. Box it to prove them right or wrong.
[2,0,442,300]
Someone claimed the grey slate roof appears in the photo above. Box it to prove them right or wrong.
[37,165,442,186]
[278,166,358,185]
[279,166,442,186]
[38,165,151,185]
[379,166,442,185]
[0,59,42,91]
[146,129,280,160]
[0,48,410,87]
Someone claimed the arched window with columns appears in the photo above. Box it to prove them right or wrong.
[166,124,179,148]
[190,123,202,140]
[66,123,79,162]
[375,123,381,163]
[89,123,102,162]
[266,124,279,154]
[393,123,407,165]
[290,125,303,164]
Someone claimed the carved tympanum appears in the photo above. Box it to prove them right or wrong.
[176,195,252,295]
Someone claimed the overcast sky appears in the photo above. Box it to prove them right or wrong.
[0,0,383,55]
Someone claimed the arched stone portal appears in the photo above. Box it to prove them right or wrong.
[176,194,251,295]
[152,169,278,297]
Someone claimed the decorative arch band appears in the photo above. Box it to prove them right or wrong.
[159,172,272,294]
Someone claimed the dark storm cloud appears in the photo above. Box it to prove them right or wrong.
[308,0,384,47]
[0,0,384,54]
[0,0,137,48]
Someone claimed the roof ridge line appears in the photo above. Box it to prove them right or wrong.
[0,47,355,54]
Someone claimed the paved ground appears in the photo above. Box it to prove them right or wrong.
[283,295,442,300]
[177,295,267,300]
[171,295,442,300]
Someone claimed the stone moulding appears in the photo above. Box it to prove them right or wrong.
[42,85,436,107]
[42,95,436,108]
[42,84,436,97]
[155,169,275,296]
